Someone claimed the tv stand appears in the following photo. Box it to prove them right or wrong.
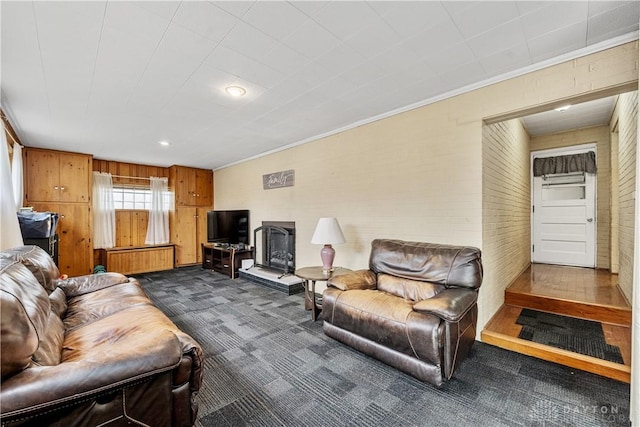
[202,244,254,279]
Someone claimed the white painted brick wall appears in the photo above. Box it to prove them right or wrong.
[617,91,638,302]
[482,119,531,325]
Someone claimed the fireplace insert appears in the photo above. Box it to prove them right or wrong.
[253,221,295,276]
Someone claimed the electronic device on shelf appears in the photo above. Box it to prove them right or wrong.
[207,210,250,245]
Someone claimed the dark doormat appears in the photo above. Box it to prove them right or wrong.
[516,308,624,364]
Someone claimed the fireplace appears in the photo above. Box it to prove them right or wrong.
[253,221,295,276]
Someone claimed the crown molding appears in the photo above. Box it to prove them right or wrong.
[215,31,639,171]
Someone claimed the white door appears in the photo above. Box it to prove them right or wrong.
[532,171,596,267]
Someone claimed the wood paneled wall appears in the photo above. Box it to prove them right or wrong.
[116,210,149,247]
[2,109,22,163]
[93,159,169,185]
[92,159,170,265]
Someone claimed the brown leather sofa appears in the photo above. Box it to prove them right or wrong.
[323,239,483,386]
[0,245,203,426]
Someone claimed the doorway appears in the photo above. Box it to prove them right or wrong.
[531,145,597,268]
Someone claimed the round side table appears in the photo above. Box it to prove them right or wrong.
[294,266,352,321]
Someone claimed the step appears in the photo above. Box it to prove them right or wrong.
[481,305,631,383]
[505,289,631,327]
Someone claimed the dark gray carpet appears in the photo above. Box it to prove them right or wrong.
[516,309,624,364]
[134,267,631,427]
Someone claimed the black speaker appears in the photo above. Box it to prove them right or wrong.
[24,234,59,266]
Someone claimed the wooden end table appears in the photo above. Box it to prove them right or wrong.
[294,266,352,321]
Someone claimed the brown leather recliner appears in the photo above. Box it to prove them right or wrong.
[323,239,483,386]
[0,246,203,426]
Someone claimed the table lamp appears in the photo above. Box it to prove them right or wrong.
[311,217,346,271]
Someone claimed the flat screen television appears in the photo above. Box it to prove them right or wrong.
[207,210,250,244]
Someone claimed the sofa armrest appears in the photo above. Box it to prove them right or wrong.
[57,272,130,297]
[0,329,183,417]
[327,270,377,291]
[412,288,477,322]
[173,330,204,392]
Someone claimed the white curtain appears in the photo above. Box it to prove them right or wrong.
[145,176,169,245]
[1,124,24,249]
[11,142,23,210]
[92,172,116,249]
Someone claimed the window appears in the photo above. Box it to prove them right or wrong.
[113,186,152,210]
[542,172,586,201]
[112,185,174,211]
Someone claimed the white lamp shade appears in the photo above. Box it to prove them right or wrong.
[311,217,346,245]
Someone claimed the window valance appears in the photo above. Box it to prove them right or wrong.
[533,151,597,177]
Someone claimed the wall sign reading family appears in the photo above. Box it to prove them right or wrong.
[263,169,295,190]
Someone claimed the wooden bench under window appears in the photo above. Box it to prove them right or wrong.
[100,244,175,275]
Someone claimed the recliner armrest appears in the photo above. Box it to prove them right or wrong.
[412,288,477,322]
[57,272,131,297]
[327,270,377,291]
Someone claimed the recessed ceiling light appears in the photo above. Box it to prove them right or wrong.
[225,86,246,97]
[554,105,571,112]
[158,140,171,146]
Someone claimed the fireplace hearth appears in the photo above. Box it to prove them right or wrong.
[239,221,302,294]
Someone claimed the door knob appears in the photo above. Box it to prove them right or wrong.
[587,218,593,222]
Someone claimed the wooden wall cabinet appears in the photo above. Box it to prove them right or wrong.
[195,168,213,207]
[170,207,208,266]
[29,202,92,277]
[26,149,91,203]
[169,165,213,266]
[170,166,213,207]
[25,148,93,278]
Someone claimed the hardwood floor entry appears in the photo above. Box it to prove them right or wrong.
[482,263,631,383]
[507,263,630,308]
[505,264,631,325]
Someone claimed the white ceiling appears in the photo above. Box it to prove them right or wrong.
[2,1,638,170]
[521,95,619,136]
